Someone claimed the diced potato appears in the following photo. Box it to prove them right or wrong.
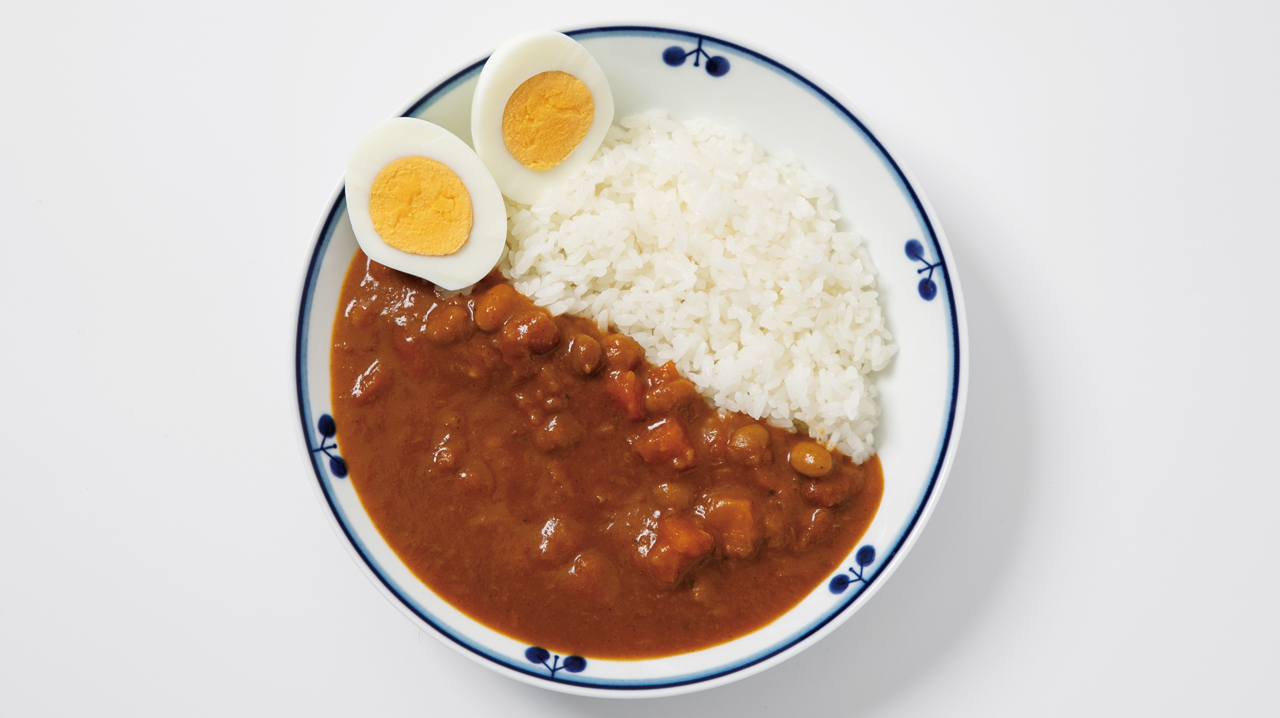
[700,494,760,559]
[604,370,645,421]
[645,360,681,388]
[644,515,714,585]
[653,482,694,511]
[601,334,643,371]
[631,419,697,471]
[644,378,698,414]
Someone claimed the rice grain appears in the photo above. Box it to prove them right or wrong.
[501,111,895,462]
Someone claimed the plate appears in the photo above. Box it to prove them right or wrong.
[294,24,967,698]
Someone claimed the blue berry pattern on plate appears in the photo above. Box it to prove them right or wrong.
[313,414,347,478]
[905,239,943,300]
[662,37,730,77]
[829,545,876,594]
[525,646,587,678]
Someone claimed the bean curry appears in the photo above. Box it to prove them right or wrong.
[331,251,883,659]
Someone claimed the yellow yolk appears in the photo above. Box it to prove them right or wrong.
[502,71,594,171]
[368,156,473,255]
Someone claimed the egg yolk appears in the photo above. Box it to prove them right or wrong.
[502,71,594,172]
[368,156,473,256]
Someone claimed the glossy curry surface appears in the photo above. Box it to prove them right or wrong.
[331,251,882,659]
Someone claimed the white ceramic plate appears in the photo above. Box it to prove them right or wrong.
[294,25,967,698]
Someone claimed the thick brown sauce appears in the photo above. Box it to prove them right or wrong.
[330,252,883,659]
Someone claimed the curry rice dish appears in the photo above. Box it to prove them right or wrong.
[334,33,889,657]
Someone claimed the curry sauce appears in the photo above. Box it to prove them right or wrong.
[331,252,882,659]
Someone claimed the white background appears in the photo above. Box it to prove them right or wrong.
[2,0,1277,715]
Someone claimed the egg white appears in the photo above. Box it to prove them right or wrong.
[471,31,614,205]
[345,117,506,291]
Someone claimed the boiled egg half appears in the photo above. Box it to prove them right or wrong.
[471,31,614,204]
[345,117,506,290]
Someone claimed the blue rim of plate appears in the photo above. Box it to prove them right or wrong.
[295,25,962,692]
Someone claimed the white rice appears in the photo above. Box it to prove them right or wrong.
[500,111,895,462]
